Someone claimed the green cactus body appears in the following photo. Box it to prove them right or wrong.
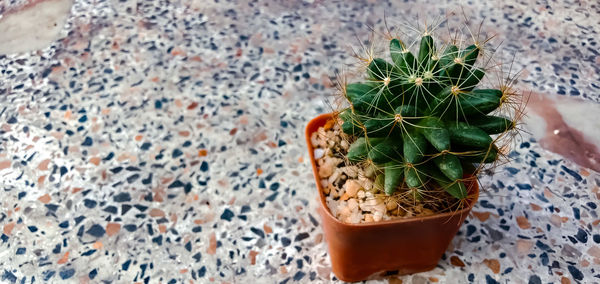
[404,165,424,189]
[341,114,364,136]
[447,122,493,149]
[402,130,427,163]
[390,39,416,76]
[461,44,479,67]
[347,137,385,162]
[458,146,499,163]
[368,139,402,164]
[424,165,468,199]
[384,162,404,195]
[460,68,485,91]
[433,152,463,180]
[363,116,396,137]
[457,89,503,115]
[418,35,436,68]
[440,45,459,67]
[339,31,514,200]
[441,180,468,199]
[470,115,514,134]
[418,117,450,151]
[345,83,381,114]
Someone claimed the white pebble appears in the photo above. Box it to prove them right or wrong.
[347,198,358,211]
[365,198,378,206]
[348,212,362,224]
[314,148,325,159]
[339,205,351,218]
[327,199,339,216]
[373,203,387,215]
[328,169,340,185]
[373,211,383,222]
[357,190,365,199]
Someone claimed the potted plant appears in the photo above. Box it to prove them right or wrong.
[305,22,522,282]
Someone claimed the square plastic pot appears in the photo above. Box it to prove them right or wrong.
[305,113,479,282]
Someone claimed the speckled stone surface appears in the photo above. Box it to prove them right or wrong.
[1,0,599,283]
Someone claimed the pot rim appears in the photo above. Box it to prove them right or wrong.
[306,112,480,228]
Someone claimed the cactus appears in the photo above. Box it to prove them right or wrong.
[339,30,518,202]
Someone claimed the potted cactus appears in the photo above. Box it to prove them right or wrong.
[306,23,521,282]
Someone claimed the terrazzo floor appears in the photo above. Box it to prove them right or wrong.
[1,0,599,283]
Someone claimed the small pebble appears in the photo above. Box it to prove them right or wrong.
[347,198,358,211]
[373,211,383,222]
[344,180,361,197]
[313,148,325,159]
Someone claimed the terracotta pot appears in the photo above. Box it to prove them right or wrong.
[305,113,480,282]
